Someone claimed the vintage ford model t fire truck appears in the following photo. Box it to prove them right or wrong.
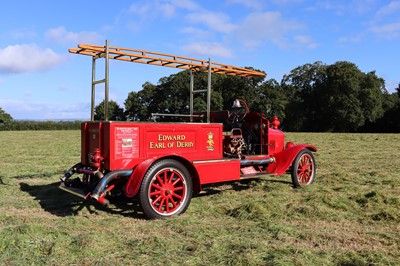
[60,41,317,219]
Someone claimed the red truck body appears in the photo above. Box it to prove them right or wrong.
[60,41,317,219]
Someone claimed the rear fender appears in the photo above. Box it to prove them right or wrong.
[266,144,317,175]
[124,155,201,198]
[125,157,158,198]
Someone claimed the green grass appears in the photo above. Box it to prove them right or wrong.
[1,131,400,265]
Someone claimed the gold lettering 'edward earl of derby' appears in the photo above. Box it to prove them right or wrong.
[158,134,186,141]
[149,134,194,149]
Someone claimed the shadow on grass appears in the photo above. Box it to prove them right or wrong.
[197,177,292,198]
[11,172,61,179]
[19,177,292,219]
[19,181,146,219]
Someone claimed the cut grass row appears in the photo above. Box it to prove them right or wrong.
[0,131,399,265]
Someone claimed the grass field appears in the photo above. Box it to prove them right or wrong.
[0,130,399,265]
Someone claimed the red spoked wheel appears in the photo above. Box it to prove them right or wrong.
[291,149,316,187]
[139,159,192,219]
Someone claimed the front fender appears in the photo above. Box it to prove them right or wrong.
[125,157,158,198]
[266,144,317,175]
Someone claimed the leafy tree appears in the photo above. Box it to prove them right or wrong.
[215,68,266,110]
[125,82,157,121]
[359,71,385,122]
[282,61,385,132]
[125,70,228,121]
[321,62,384,132]
[0,107,13,123]
[366,84,400,132]
[94,100,125,121]
[250,78,287,120]
[281,61,326,131]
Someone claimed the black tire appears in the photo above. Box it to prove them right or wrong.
[139,159,193,219]
[291,149,316,188]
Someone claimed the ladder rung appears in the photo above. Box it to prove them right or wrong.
[93,79,106,85]
[193,89,207,94]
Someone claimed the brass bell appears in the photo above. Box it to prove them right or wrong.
[232,99,241,108]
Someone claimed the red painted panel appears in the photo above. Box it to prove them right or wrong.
[81,122,224,171]
[194,159,240,184]
[81,122,101,165]
[268,128,285,155]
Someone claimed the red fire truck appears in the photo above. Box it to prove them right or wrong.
[60,41,317,219]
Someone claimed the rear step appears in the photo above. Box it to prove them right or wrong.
[59,182,90,199]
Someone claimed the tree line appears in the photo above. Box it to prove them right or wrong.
[2,61,399,132]
[0,119,82,131]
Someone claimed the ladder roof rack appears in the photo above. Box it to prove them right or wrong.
[69,44,266,78]
[69,40,266,123]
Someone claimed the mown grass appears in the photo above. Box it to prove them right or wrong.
[0,130,399,265]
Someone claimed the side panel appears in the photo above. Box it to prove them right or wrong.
[193,159,241,184]
[94,122,224,171]
[142,124,222,160]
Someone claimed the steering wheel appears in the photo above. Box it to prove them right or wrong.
[228,99,249,125]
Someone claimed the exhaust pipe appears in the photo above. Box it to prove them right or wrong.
[240,157,275,166]
[91,170,133,205]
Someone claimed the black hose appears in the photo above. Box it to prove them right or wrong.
[61,162,84,182]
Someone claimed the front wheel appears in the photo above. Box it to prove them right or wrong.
[139,159,193,219]
[291,149,316,187]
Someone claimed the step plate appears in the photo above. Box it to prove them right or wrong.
[59,182,89,199]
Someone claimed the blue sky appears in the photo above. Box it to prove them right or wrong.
[0,0,399,120]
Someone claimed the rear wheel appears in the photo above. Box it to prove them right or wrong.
[291,149,316,187]
[139,159,192,219]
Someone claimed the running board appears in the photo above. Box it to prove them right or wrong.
[240,172,275,180]
[59,182,90,199]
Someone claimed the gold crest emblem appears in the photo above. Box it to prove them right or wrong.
[206,132,214,150]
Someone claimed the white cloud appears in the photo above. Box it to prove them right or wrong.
[182,42,233,58]
[45,27,103,44]
[338,33,365,43]
[137,0,199,12]
[271,0,304,4]
[159,3,175,17]
[129,3,151,15]
[226,0,263,9]
[128,0,199,19]
[186,11,236,33]
[173,0,200,10]
[314,0,377,15]
[130,2,176,18]
[8,28,37,39]
[236,12,303,48]
[370,22,400,39]
[0,44,66,74]
[294,35,317,49]
[180,27,215,39]
[375,1,400,19]
[0,98,90,120]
